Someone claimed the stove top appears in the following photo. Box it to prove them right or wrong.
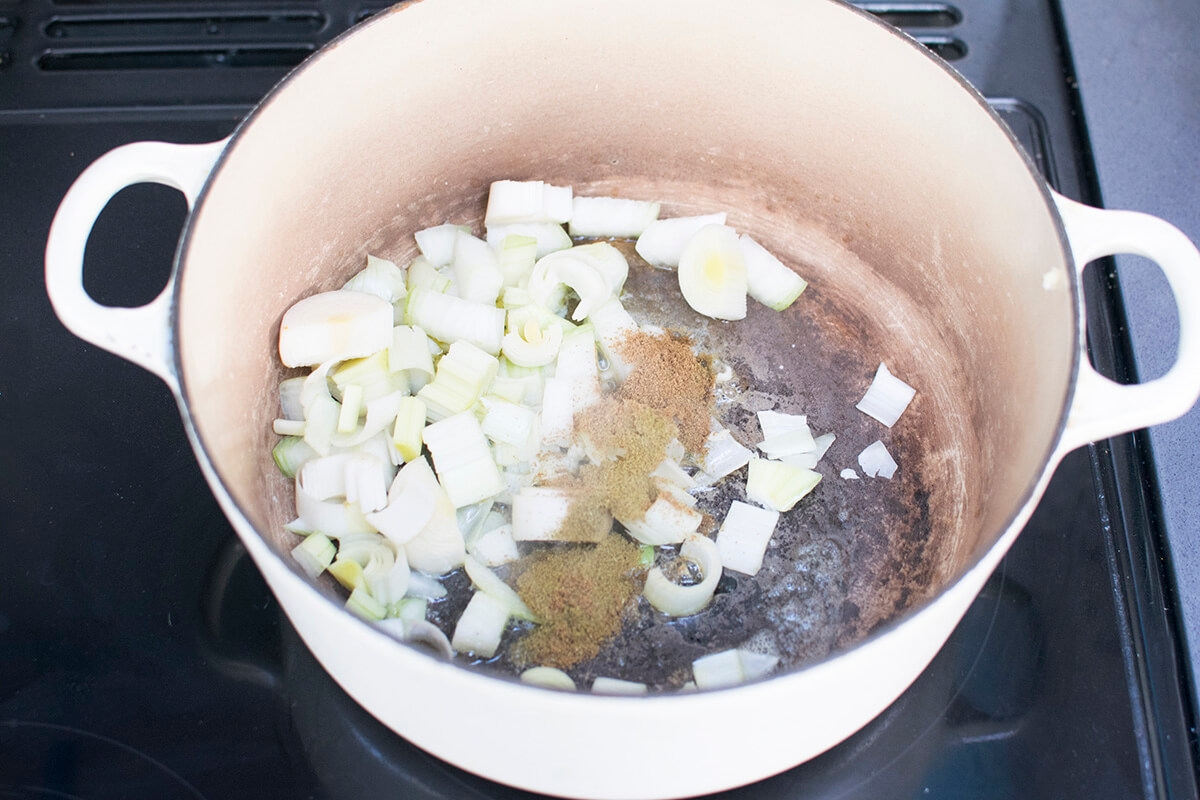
[1,1,1196,798]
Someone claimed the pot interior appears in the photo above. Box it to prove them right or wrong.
[177,0,1074,671]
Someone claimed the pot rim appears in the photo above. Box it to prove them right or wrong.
[169,0,1079,698]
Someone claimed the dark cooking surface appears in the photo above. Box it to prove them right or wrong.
[1,1,1196,798]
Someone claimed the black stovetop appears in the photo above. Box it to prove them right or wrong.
[1,2,1196,798]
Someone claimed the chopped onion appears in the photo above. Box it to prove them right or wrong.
[618,491,702,546]
[388,324,435,377]
[422,411,505,507]
[302,393,340,457]
[405,570,449,600]
[451,591,510,658]
[279,290,393,368]
[345,586,387,621]
[539,377,574,448]
[501,307,564,368]
[511,486,601,542]
[569,196,660,239]
[858,440,899,479]
[363,546,410,606]
[481,396,537,447]
[391,395,426,463]
[634,212,728,267]
[643,535,722,616]
[692,648,781,690]
[715,500,780,576]
[484,180,572,226]
[416,340,499,421]
[405,255,451,293]
[591,677,648,696]
[452,231,504,305]
[856,362,916,427]
[333,389,407,449]
[699,426,753,481]
[396,457,465,574]
[745,457,821,512]
[364,460,437,545]
[588,296,638,380]
[463,555,537,622]
[520,667,576,691]
[757,428,818,458]
[739,234,807,311]
[497,233,539,288]
[469,523,521,567]
[650,457,696,491]
[485,222,573,258]
[343,254,408,310]
[415,223,470,268]
[527,246,615,322]
[676,224,748,321]
[840,468,861,480]
[757,409,808,440]
[279,376,306,420]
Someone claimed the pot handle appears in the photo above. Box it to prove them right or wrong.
[1053,191,1200,451]
[44,138,228,391]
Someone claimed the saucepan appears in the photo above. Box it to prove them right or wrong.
[44,0,1200,797]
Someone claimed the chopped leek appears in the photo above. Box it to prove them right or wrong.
[388,324,436,377]
[391,456,465,574]
[856,362,916,428]
[745,457,821,512]
[405,255,451,293]
[337,383,363,433]
[364,460,437,544]
[497,233,538,288]
[452,231,504,305]
[422,411,505,507]
[485,222,573,258]
[391,395,427,462]
[291,532,336,578]
[699,427,753,481]
[757,409,809,441]
[618,491,703,546]
[343,254,408,309]
[345,586,387,621]
[480,396,537,447]
[273,435,316,478]
[463,555,538,621]
[538,377,574,448]
[715,500,780,576]
[278,289,394,368]
[692,648,781,690]
[416,340,499,421]
[469,523,520,567]
[279,376,306,420]
[501,307,564,367]
[328,558,365,592]
[527,247,614,322]
[511,487,577,541]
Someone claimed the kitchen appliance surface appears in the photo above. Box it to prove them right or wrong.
[3,1,1197,798]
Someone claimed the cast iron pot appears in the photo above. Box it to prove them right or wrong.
[44,0,1200,797]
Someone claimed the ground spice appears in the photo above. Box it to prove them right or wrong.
[513,534,643,669]
[612,329,715,453]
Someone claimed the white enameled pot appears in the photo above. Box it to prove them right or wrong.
[44,0,1200,797]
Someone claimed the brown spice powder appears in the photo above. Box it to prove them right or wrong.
[612,329,714,453]
[513,534,643,669]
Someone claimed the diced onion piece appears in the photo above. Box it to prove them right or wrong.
[273,435,316,477]
[393,596,428,629]
[715,500,780,576]
[591,677,648,696]
[635,212,728,267]
[588,296,637,380]
[485,180,572,226]
[279,290,393,368]
[406,570,449,600]
[569,196,661,239]
[650,457,696,491]
[757,428,818,458]
[528,246,617,322]
[294,468,375,537]
[841,468,861,480]
[301,394,339,456]
[618,491,702,546]
[291,532,336,578]
[452,231,504,305]
[745,457,822,512]
[389,324,435,377]
[406,256,451,293]
[485,222,573,258]
[497,233,539,288]
[345,586,387,621]
[757,409,808,440]
[463,555,537,621]
[555,327,601,412]
[856,362,916,428]
[398,457,466,574]
[692,648,781,690]
[677,224,748,321]
[406,288,505,355]
[343,451,388,513]
[333,389,407,448]
[780,433,835,469]
[739,234,807,311]
[511,486,606,542]
[481,396,537,447]
[470,523,521,567]
[858,440,899,479]
[415,223,470,267]
[539,377,574,448]
[391,395,426,463]
[364,462,437,545]
[700,427,753,480]
[343,255,408,310]
[643,535,721,616]
[422,411,505,507]
[336,383,363,433]
[520,667,576,691]
[451,591,510,658]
